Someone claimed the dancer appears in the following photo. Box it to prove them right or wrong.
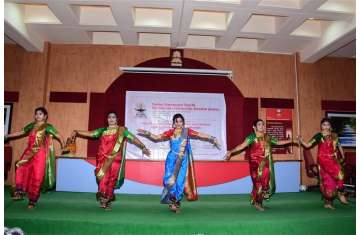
[225,119,294,211]
[5,107,65,209]
[298,118,348,210]
[137,113,221,213]
[71,111,150,210]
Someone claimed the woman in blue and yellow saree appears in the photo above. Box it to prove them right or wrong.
[225,119,294,211]
[71,111,150,210]
[138,113,220,213]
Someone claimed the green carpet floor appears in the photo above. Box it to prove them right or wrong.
[4,187,355,235]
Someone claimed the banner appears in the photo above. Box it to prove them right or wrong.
[266,108,293,154]
[125,91,226,160]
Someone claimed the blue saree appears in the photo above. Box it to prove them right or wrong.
[161,128,198,204]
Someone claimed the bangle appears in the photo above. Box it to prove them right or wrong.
[210,136,216,144]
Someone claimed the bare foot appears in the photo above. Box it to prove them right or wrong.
[12,195,23,201]
[254,203,265,211]
[169,204,180,213]
[338,194,349,204]
[27,204,35,209]
[324,203,336,210]
[12,191,24,201]
[99,197,108,208]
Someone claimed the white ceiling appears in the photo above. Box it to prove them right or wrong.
[4,0,356,62]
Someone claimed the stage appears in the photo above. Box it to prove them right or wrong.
[4,187,355,235]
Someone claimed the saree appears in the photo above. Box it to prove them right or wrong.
[246,133,277,205]
[161,128,198,204]
[15,122,57,202]
[93,126,134,200]
[310,133,344,200]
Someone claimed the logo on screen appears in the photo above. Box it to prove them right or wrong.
[135,103,147,118]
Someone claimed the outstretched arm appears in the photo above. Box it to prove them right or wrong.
[276,139,295,146]
[71,130,95,138]
[125,130,151,156]
[224,140,248,161]
[137,129,167,142]
[297,135,313,149]
[192,131,221,149]
[5,130,26,141]
[6,122,35,141]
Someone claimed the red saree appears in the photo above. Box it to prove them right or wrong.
[310,133,344,200]
[246,133,277,205]
[15,122,57,203]
[92,126,134,200]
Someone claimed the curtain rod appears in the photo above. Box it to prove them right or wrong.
[119,67,233,79]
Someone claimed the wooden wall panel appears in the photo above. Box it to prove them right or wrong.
[48,45,170,93]
[184,50,296,98]
[4,45,24,90]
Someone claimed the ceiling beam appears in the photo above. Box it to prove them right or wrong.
[300,16,355,63]
[4,2,44,52]
[47,1,79,26]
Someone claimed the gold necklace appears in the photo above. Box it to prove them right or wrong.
[174,128,182,137]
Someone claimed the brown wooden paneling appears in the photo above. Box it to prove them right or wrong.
[185,50,296,98]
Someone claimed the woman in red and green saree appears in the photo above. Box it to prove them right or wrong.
[137,113,220,213]
[298,118,348,210]
[71,111,150,210]
[5,107,65,209]
[225,119,294,211]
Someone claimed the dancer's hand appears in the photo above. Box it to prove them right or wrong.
[213,138,221,150]
[337,153,345,164]
[297,135,303,145]
[61,147,70,155]
[224,151,232,161]
[142,147,151,157]
[71,130,77,139]
[292,139,299,146]
[60,139,69,154]
[137,129,149,136]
